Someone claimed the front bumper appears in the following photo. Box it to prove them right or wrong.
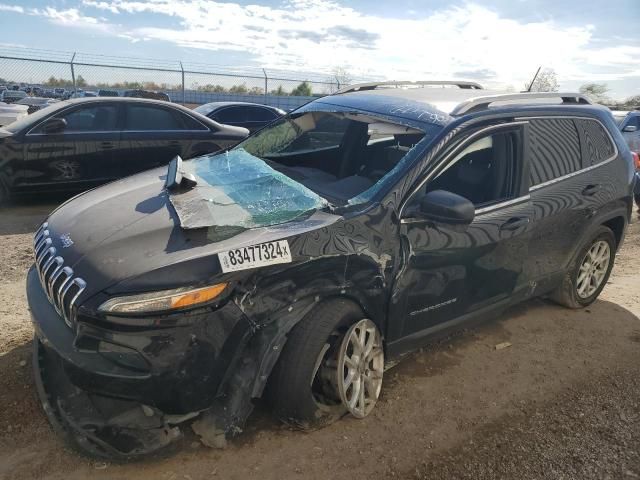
[27,266,255,458]
[27,266,251,413]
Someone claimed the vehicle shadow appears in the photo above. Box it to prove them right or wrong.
[390,295,640,380]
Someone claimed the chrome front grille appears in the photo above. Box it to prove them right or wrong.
[33,222,87,328]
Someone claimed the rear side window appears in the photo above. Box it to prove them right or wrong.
[245,107,278,122]
[214,107,246,124]
[125,105,183,131]
[528,118,581,186]
[178,112,208,131]
[574,118,616,166]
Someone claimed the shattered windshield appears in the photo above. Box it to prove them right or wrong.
[237,110,428,205]
[171,108,435,229]
[173,149,328,230]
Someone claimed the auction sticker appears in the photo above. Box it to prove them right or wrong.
[219,240,292,272]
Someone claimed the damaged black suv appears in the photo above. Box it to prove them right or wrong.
[27,81,635,459]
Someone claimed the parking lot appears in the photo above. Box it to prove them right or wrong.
[0,200,639,480]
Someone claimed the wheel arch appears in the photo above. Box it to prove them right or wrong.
[567,206,629,268]
[602,215,626,249]
[246,293,374,400]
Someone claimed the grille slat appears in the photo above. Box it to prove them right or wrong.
[33,223,86,329]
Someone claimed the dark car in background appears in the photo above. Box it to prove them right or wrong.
[27,83,634,459]
[124,89,171,102]
[611,110,640,153]
[0,97,248,202]
[70,90,98,99]
[15,96,60,114]
[194,101,285,133]
[22,86,44,96]
[98,89,120,97]
[611,110,640,207]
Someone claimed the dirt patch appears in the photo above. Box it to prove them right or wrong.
[0,203,639,480]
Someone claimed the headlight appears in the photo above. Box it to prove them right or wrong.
[98,283,228,314]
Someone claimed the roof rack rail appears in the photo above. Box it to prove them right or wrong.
[451,92,592,116]
[334,80,484,95]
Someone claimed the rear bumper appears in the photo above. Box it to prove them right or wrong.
[27,266,253,414]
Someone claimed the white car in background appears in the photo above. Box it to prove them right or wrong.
[0,89,27,104]
[0,102,28,126]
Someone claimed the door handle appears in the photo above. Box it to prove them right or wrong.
[500,216,530,231]
[99,141,114,149]
[582,184,601,196]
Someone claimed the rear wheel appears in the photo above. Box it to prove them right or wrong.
[550,226,615,308]
[268,299,384,429]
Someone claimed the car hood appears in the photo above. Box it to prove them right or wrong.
[0,127,13,138]
[44,167,339,300]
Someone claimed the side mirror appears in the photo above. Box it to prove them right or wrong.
[413,190,475,226]
[42,117,67,134]
[623,125,638,133]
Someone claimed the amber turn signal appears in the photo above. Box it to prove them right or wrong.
[98,283,229,314]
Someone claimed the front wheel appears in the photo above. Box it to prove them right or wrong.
[550,226,616,308]
[268,300,384,429]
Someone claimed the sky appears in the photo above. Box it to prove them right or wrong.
[0,0,639,99]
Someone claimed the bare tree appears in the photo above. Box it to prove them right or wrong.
[332,66,353,87]
[622,95,640,108]
[579,83,610,103]
[525,68,559,92]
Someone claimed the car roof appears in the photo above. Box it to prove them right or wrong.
[197,101,284,111]
[2,96,225,133]
[315,86,596,127]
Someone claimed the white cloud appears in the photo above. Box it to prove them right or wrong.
[27,6,116,33]
[0,3,23,13]
[82,1,121,14]
[20,1,640,91]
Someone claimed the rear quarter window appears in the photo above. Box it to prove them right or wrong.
[574,118,616,166]
[529,118,581,186]
[179,112,208,131]
[125,105,183,131]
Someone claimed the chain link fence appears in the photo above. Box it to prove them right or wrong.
[0,46,357,110]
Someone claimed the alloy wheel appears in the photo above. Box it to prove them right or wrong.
[336,319,384,418]
[576,240,611,299]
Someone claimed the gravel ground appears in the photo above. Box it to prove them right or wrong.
[413,364,640,480]
[0,199,639,480]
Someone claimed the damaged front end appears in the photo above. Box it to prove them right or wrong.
[27,260,261,459]
[33,338,184,459]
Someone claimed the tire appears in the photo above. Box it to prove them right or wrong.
[268,299,383,429]
[634,194,640,211]
[550,226,616,309]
